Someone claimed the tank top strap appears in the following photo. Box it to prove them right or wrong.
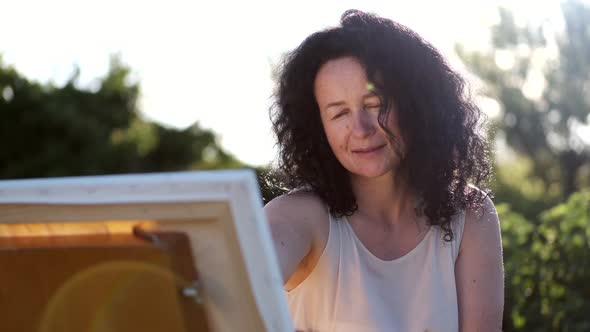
[449,211,466,262]
[327,212,356,256]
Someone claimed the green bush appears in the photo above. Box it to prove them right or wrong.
[499,191,590,331]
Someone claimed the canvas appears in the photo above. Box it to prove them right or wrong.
[0,170,293,332]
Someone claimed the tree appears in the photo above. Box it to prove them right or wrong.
[0,54,289,205]
[0,55,243,179]
[457,0,590,204]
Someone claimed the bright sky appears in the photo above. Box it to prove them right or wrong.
[0,0,565,166]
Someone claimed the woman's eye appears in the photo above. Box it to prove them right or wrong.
[365,104,381,110]
[332,110,348,120]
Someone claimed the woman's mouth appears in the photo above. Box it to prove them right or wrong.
[352,144,386,155]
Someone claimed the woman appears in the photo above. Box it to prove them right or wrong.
[266,10,504,332]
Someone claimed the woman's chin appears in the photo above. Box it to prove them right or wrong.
[349,166,392,179]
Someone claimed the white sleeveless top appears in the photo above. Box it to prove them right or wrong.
[286,211,466,332]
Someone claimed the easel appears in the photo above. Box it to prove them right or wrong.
[0,171,294,332]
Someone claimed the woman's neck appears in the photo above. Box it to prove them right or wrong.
[350,170,417,227]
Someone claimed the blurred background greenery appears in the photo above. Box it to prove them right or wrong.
[457,2,589,330]
[1,1,588,330]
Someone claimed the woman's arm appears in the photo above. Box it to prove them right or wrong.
[455,196,504,331]
[264,192,325,285]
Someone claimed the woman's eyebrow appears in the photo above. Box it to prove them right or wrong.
[325,101,346,110]
[324,92,379,110]
[325,91,377,109]
[362,92,378,100]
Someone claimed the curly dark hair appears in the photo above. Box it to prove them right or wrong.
[270,9,492,241]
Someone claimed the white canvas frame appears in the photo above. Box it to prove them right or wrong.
[0,170,294,332]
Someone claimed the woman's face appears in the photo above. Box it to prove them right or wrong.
[314,56,402,179]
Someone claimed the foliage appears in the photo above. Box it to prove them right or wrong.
[499,191,590,331]
[0,54,291,206]
[457,0,590,200]
[0,55,242,179]
[492,156,560,221]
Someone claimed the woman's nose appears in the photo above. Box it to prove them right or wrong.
[351,109,377,138]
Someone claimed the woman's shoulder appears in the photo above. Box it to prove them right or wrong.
[460,187,500,254]
[462,186,497,226]
[440,187,497,254]
[264,189,331,272]
[454,189,504,329]
[264,189,328,225]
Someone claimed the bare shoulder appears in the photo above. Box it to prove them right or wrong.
[264,190,330,284]
[456,189,504,330]
[461,191,501,253]
[264,189,330,255]
[264,189,328,230]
